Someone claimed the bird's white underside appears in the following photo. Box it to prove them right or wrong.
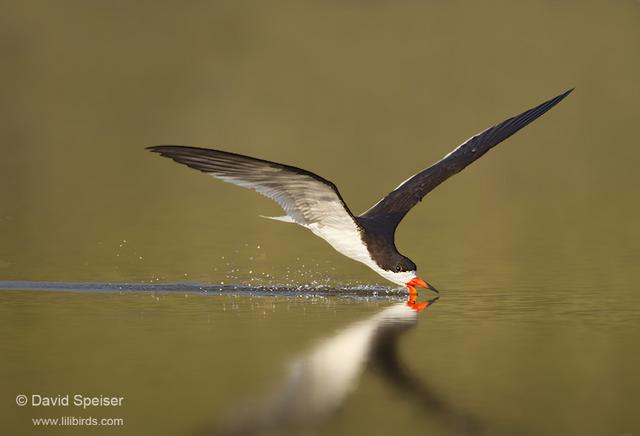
[305,220,417,287]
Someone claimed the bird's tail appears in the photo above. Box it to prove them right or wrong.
[259,215,295,223]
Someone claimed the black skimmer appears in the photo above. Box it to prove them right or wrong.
[148,89,572,295]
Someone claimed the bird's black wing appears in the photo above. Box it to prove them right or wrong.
[148,146,359,229]
[358,89,573,231]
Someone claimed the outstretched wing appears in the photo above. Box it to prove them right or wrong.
[358,89,573,231]
[147,146,358,229]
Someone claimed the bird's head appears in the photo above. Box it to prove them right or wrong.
[384,256,438,294]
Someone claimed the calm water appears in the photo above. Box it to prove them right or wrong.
[1,1,640,435]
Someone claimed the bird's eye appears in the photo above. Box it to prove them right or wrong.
[395,265,402,272]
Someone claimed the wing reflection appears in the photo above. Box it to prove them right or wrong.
[206,296,480,436]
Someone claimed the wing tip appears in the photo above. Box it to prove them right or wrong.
[146,145,182,156]
[146,145,220,174]
[146,145,207,162]
[555,87,575,102]
[540,87,574,113]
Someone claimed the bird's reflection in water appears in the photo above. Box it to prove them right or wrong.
[206,295,481,436]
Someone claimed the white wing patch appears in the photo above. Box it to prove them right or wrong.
[214,171,350,227]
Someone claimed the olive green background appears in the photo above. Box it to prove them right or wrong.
[1,1,639,435]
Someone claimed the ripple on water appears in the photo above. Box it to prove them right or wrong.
[0,280,407,301]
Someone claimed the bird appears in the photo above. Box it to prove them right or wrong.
[148,88,572,295]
